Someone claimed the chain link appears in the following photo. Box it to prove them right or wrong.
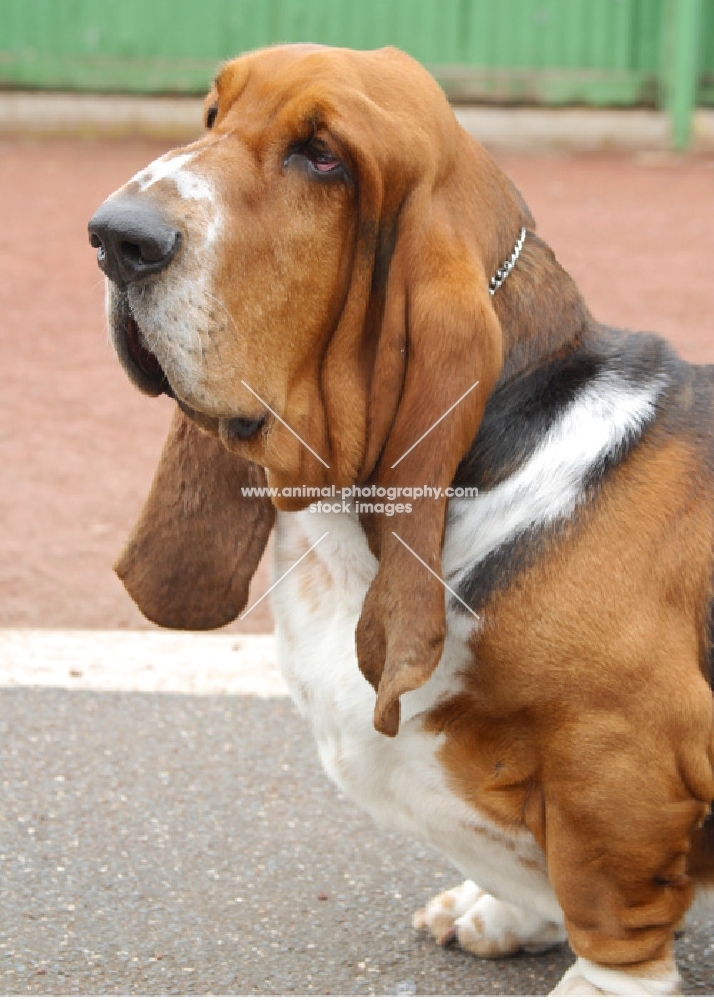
[489,226,527,296]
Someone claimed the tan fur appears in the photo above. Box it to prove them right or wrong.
[427,438,714,966]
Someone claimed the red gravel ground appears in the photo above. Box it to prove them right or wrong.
[1,137,712,633]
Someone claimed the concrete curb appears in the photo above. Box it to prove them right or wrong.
[457,106,706,153]
[2,90,714,152]
[0,91,207,142]
[0,629,286,697]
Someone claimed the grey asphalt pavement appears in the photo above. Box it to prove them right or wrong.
[1,689,713,996]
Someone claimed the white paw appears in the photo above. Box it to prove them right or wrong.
[550,958,681,996]
[412,880,483,946]
[413,880,566,958]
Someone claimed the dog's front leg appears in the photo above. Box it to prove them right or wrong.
[542,724,712,996]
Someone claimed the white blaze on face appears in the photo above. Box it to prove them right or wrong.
[174,170,214,203]
[131,149,221,251]
[131,150,215,204]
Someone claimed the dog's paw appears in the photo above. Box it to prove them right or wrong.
[413,880,566,958]
[550,973,609,996]
[412,880,482,946]
[550,958,681,996]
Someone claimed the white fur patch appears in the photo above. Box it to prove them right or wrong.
[443,371,666,587]
[551,957,680,996]
[454,890,565,956]
[272,509,561,923]
[134,151,197,191]
[414,879,566,956]
[132,150,214,202]
[413,879,485,943]
[174,169,214,203]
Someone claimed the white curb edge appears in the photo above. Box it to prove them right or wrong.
[0,629,287,698]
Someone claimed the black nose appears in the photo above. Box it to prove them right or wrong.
[88,198,181,286]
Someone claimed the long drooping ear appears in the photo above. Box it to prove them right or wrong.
[355,132,529,737]
[115,406,275,629]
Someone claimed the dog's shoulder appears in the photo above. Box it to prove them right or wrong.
[447,327,714,615]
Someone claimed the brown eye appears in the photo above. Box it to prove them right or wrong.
[206,104,218,129]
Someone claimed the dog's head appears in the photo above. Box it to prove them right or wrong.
[90,44,531,734]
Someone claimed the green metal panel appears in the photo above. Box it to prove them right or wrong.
[0,0,709,142]
[0,0,272,92]
[699,0,714,104]
[441,0,662,104]
[0,0,466,92]
[0,0,662,101]
[660,0,702,147]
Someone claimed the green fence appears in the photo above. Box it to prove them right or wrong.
[700,0,714,103]
[0,0,710,147]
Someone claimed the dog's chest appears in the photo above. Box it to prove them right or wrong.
[270,511,556,916]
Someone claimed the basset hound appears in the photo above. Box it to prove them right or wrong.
[88,44,714,996]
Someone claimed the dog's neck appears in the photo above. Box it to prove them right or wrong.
[456,231,670,497]
[491,231,594,386]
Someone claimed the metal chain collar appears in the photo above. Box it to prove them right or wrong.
[489,226,527,296]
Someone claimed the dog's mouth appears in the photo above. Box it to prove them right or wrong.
[111,291,174,399]
[110,289,269,443]
[125,314,175,397]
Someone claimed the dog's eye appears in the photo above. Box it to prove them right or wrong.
[285,138,346,180]
[304,142,341,174]
[205,104,218,129]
